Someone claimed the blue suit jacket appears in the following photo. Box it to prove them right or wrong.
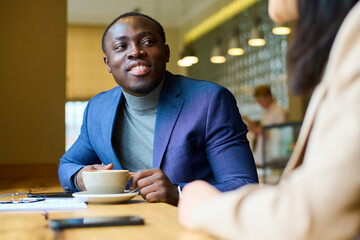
[59,71,258,192]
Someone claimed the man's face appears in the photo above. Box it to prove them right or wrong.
[255,95,272,109]
[103,16,170,96]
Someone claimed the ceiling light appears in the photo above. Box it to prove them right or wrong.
[177,58,193,67]
[228,34,244,56]
[177,47,198,67]
[272,23,291,35]
[248,19,265,46]
[210,40,226,64]
[183,46,199,64]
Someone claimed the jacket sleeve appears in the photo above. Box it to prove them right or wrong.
[205,86,258,191]
[58,99,101,192]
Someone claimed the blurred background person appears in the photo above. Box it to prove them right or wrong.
[178,0,360,239]
[243,85,286,166]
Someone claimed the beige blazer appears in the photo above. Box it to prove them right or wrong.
[188,2,360,240]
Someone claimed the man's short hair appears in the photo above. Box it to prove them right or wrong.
[254,85,272,97]
[101,12,166,54]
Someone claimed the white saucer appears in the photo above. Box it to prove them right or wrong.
[72,190,138,204]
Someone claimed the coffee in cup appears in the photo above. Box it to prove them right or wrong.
[82,170,132,194]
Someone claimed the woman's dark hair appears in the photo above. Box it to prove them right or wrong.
[287,0,358,95]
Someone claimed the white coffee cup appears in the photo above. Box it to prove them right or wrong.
[82,170,132,194]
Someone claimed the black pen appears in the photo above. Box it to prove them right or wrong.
[27,192,73,198]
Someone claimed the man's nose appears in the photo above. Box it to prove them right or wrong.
[127,45,145,59]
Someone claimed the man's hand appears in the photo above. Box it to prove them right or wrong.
[130,168,179,206]
[178,180,220,229]
[76,163,114,191]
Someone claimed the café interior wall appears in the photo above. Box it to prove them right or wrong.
[183,0,306,122]
[66,25,181,100]
[0,0,66,164]
[178,0,234,41]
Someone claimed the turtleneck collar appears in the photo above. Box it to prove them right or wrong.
[122,79,164,111]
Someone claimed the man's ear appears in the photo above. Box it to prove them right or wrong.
[103,56,112,73]
[165,44,170,63]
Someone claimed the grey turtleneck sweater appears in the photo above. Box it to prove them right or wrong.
[112,81,163,171]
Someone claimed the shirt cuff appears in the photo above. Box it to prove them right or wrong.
[72,171,82,192]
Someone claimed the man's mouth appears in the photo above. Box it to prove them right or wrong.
[128,64,150,76]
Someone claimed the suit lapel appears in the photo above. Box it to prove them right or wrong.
[282,83,327,178]
[103,87,124,169]
[153,72,184,169]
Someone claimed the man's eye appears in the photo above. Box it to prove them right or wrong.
[142,39,155,46]
[114,44,125,50]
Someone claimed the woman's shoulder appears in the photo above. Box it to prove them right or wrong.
[321,2,360,90]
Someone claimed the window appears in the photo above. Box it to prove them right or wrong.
[65,101,88,150]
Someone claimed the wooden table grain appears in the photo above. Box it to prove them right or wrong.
[0,164,217,240]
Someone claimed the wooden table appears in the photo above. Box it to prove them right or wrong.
[0,164,217,240]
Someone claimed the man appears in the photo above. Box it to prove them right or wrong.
[243,85,286,165]
[58,12,258,206]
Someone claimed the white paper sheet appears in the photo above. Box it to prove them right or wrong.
[0,198,87,211]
